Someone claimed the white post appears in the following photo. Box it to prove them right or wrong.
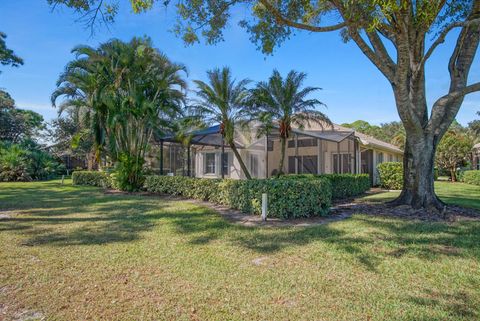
[261,193,267,221]
[61,175,65,185]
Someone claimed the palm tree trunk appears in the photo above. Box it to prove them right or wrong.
[228,141,252,179]
[278,137,287,176]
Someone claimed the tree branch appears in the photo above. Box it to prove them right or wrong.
[428,0,480,133]
[365,30,396,73]
[348,29,396,83]
[421,18,480,69]
[444,82,480,101]
[257,0,346,33]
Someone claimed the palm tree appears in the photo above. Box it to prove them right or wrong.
[192,67,252,179]
[51,45,105,167]
[52,37,187,190]
[250,70,331,176]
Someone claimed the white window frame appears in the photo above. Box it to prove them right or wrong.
[249,153,260,178]
[222,152,231,177]
[203,152,217,175]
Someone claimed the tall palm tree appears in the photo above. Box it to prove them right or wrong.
[250,70,332,176]
[52,37,187,190]
[51,45,105,166]
[192,67,252,179]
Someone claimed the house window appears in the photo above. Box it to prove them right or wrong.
[377,152,384,164]
[288,156,296,174]
[222,153,229,176]
[298,138,318,148]
[204,153,216,174]
[287,155,318,174]
[298,155,318,174]
[333,153,352,174]
[250,154,260,177]
[288,138,318,148]
[389,154,393,162]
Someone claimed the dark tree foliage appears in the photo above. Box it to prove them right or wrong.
[0,90,45,143]
[469,111,480,137]
[0,32,23,73]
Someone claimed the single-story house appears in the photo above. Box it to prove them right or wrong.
[149,121,403,186]
[473,143,480,170]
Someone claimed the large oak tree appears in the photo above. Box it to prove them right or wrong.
[49,0,480,211]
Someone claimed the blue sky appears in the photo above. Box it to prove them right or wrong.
[0,0,479,126]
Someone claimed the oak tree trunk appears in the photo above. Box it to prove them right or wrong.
[390,132,445,211]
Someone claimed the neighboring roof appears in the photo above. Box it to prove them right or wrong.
[296,123,403,154]
[355,131,403,154]
[293,128,354,143]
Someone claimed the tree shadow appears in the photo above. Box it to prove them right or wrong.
[407,288,479,320]
[2,182,480,273]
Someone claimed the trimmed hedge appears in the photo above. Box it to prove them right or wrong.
[73,171,371,218]
[281,174,371,198]
[144,175,332,219]
[462,170,480,186]
[377,162,403,190]
[72,171,110,187]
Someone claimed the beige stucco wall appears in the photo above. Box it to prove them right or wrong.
[193,137,403,181]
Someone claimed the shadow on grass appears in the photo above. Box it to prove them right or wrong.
[407,288,479,320]
[2,181,480,320]
[1,181,480,270]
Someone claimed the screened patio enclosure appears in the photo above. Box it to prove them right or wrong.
[147,123,362,179]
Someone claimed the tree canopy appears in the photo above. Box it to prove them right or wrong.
[0,90,45,143]
[0,32,23,73]
[52,37,187,190]
[436,130,473,181]
[342,120,405,149]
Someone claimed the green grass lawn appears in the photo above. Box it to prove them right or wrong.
[362,181,480,210]
[1,180,480,320]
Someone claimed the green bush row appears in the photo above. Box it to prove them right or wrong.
[144,175,332,219]
[377,162,403,190]
[72,171,111,187]
[462,170,480,186]
[281,173,371,198]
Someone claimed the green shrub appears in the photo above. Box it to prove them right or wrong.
[0,143,63,182]
[462,170,480,186]
[72,171,110,187]
[144,175,332,219]
[321,174,370,198]
[114,153,146,192]
[281,173,370,198]
[377,162,403,190]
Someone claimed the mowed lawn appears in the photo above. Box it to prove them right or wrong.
[363,181,480,210]
[1,181,480,320]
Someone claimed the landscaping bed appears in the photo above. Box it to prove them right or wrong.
[73,171,371,218]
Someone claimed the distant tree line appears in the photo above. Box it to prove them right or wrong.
[342,117,479,181]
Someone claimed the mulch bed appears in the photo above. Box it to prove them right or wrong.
[332,200,480,222]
